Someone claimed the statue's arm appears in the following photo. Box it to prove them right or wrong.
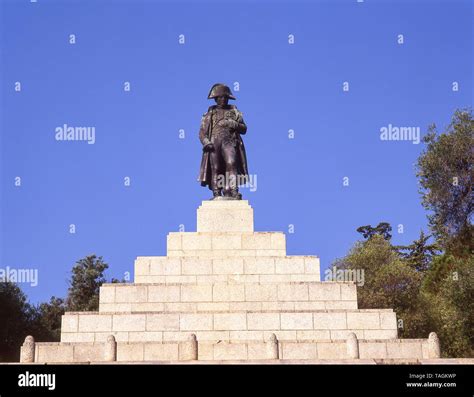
[199,112,211,146]
[235,113,247,135]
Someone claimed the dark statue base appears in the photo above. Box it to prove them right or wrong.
[210,196,242,201]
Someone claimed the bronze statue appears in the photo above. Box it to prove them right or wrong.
[198,83,249,200]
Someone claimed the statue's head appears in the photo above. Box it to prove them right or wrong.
[207,83,236,103]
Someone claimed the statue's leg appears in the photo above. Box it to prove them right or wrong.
[221,143,240,199]
[210,140,223,198]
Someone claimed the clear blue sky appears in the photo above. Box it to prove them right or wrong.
[1,0,472,304]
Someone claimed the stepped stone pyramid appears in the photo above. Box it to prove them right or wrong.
[21,200,444,363]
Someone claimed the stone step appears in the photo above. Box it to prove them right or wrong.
[32,337,434,363]
[197,200,253,232]
[60,309,397,343]
[99,282,356,309]
[166,232,286,257]
[99,300,358,314]
[134,256,320,279]
[135,274,322,284]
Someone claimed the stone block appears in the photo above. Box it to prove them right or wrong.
[128,332,163,343]
[144,343,179,361]
[293,301,326,310]
[363,330,398,339]
[308,283,341,301]
[99,285,116,303]
[346,312,380,329]
[214,313,247,330]
[247,313,280,330]
[115,285,147,303]
[386,341,423,359]
[229,302,262,311]
[313,312,347,330]
[243,257,275,274]
[61,315,78,333]
[181,233,212,250]
[241,233,272,250]
[60,332,95,343]
[277,284,309,301]
[113,314,146,332]
[212,258,244,274]
[256,249,286,256]
[181,258,212,275]
[229,330,265,341]
[245,284,277,301]
[213,343,248,360]
[212,233,242,250]
[147,285,180,303]
[149,257,181,275]
[324,301,358,310]
[329,330,364,340]
[281,313,313,330]
[180,314,213,331]
[197,302,230,312]
[213,283,245,302]
[134,258,150,276]
[197,200,254,233]
[78,314,112,332]
[264,330,296,341]
[73,344,103,362]
[180,285,213,302]
[198,342,214,360]
[164,302,195,312]
[167,233,182,250]
[359,342,388,359]
[281,342,317,360]
[295,330,331,341]
[340,283,357,301]
[379,311,397,330]
[130,302,165,312]
[275,257,305,274]
[94,332,129,343]
[117,343,144,362]
[316,342,346,359]
[146,314,180,331]
[247,343,268,360]
[37,344,74,363]
[304,257,320,274]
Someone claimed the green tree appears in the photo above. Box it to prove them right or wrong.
[333,235,429,338]
[416,109,473,251]
[66,254,109,312]
[422,254,474,357]
[396,230,440,272]
[0,282,35,362]
[356,222,392,241]
[32,297,66,341]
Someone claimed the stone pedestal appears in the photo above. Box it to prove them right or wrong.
[197,200,254,232]
[26,200,441,363]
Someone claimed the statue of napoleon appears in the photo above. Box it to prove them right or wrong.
[198,83,249,200]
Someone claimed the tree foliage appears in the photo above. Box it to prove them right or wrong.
[66,255,109,312]
[356,222,392,241]
[416,109,473,249]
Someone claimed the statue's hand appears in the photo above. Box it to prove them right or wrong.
[218,119,239,129]
[203,143,214,152]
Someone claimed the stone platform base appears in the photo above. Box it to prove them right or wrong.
[18,200,469,363]
[28,336,443,363]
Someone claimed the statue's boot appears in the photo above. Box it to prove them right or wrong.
[228,187,242,200]
[211,189,222,200]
